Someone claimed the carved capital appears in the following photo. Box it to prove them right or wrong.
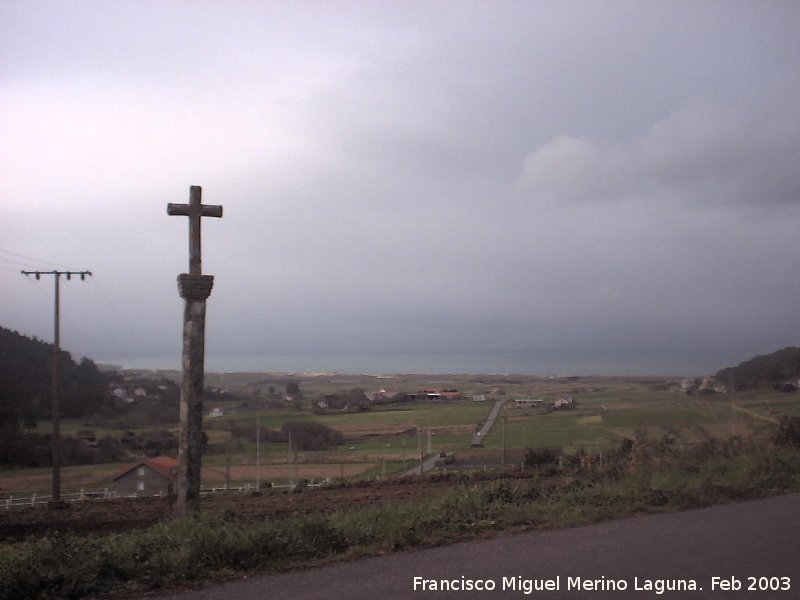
[178,274,214,301]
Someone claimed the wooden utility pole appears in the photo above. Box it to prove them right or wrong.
[288,430,295,488]
[501,406,507,468]
[225,439,231,491]
[167,185,223,513]
[255,410,261,491]
[418,425,424,476]
[21,270,92,505]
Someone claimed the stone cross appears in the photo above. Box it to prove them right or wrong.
[167,185,222,513]
[167,185,223,275]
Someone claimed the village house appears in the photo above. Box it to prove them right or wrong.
[515,398,544,409]
[681,376,727,395]
[110,386,132,403]
[410,389,462,401]
[680,378,698,392]
[366,388,399,402]
[77,429,99,448]
[553,396,575,409]
[112,456,178,497]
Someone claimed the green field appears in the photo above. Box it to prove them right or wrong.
[3,373,796,494]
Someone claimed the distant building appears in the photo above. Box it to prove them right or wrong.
[208,407,224,418]
[366,389,382,401]
[77,429,98,448]
[111,387,132,403]
[412,389,461,401]
[682,377,726,395]
[515,398,544,408]
[553,396,574,409]
[681,378,699,393]
[112,456,178,497]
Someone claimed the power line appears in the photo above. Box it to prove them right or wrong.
[91,276,150,358]
[0,256,36,269]
[0,248,72,270]
[63,281,130,362]
[59,284,104,360]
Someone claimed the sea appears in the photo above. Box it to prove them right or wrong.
[103,349,727,377]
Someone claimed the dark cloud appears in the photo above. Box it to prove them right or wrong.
[518,101,800,208]
[2,1,799,375]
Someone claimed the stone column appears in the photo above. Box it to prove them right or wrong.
[176,273,214,514]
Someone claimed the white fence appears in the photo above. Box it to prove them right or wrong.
[4,481,327,510]
[4,489,115,510]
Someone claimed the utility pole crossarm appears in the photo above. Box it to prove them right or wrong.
[21,270,92,280]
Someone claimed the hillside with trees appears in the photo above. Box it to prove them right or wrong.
[0,326,121,467]
[0,327,186,467]
[715,346,800,391]
[0,326,112,424]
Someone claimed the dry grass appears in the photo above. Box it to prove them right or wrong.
[201,463,371,484]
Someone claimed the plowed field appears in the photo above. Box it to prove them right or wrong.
[0,475,510,541]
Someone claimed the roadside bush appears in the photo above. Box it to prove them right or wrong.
[524,447,560,467]
[773,416,800,448]
[282,421,344,451]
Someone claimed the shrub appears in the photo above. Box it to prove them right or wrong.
[774,416,800,448]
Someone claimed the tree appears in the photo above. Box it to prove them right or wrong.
[716,347,800,391]
[524,447,559,467]
[282,422,343,451]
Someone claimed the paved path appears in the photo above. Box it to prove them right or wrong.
[149,493,800,600]
[727,403,780,424]
[402,399,507,475]
[471,399,507,446]
[401,453,440,477]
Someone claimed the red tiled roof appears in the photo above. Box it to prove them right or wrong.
[113,456,179,482]
[146,456,179,480]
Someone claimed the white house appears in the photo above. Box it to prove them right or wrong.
[515,398,544,408]
[553,396,574,409]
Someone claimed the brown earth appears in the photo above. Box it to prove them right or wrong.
[0,474,512,541]
[201,463,368,484]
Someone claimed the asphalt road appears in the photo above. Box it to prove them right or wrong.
[150,493,800,600]
[471,399,507,447]
[401,452,442,477]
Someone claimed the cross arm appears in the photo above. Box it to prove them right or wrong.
[166,203,223,218]
[167,203,189,216]
[202,205,223,218]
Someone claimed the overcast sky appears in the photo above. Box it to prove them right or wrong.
[2,1,799,375]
